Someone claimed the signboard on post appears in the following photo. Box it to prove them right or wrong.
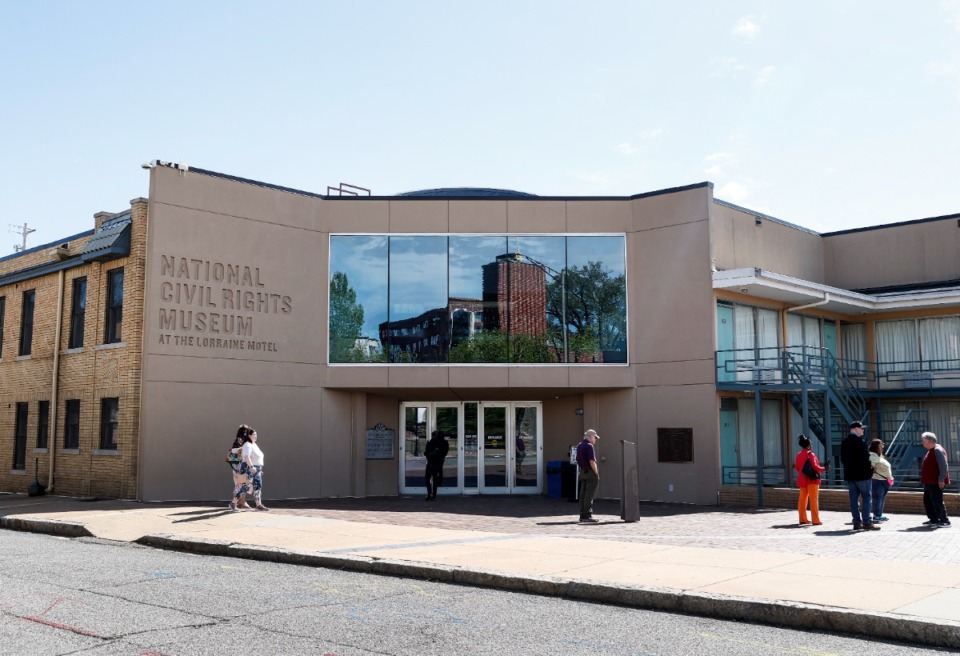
[365,423,395,460]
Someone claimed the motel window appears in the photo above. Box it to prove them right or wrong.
[64,399,80,449]
[840,323,867,375]
[719,398,785,484]
[99,398,119,450]
[69,277,87,349]
[716,303,780,382]
[37,400,49,449]
[104,268,124,344]
[329,234,627,364]
[876,316,960,375]
[19,289,35,356]
[13,402,28,470]
[0,295,5,358]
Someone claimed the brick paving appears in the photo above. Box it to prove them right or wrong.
[273,495,960,566]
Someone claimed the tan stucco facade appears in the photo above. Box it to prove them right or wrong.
[135,168,721,503]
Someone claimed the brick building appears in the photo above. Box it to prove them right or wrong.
[482,254,548,336]
[0,200,146,498]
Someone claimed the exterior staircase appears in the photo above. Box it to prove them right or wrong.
[878,409,929,490]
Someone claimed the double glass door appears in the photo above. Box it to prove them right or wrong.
[400,401,542,496]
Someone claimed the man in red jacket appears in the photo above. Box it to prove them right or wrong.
[920,432,951,528]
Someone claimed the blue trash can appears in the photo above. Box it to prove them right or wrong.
[546,460,562,498]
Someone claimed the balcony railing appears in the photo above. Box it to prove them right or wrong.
[716,347,960,392]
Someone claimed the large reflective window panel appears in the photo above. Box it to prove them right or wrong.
[329,234,627,364]
[565,236,627,363]
[329,236,388,362]
[448,236,508,363]
[501,236,566,363]
[385,237,449,363]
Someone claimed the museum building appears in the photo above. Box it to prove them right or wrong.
[0,161,957,503]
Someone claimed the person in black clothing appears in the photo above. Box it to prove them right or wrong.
[423,430,449,500]
[840,421,880,531]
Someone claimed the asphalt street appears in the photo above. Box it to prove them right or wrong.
[0,530,955,656]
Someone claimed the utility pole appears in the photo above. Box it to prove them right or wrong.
[10,222,36,252]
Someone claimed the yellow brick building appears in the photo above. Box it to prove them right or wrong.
[0,200,146,498]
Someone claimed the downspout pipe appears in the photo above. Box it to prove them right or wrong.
[48,269,65,493]
[785,292,831,314]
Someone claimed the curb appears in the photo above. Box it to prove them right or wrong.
[135,532,960,649]
[0,516,93,538]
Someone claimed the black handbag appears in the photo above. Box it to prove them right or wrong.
[802,456,820,481]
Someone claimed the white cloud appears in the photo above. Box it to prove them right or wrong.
[731,16,759,38]
[615,142,638,155]
[704,152,737,164]
[571,170,618,190]
[942,0,960,32]
[926,55,960,100]
[709,56,747,77]
[638,128,662,140]
[716,181,750,203]
[703,152,739,179]
[755,65,776,86]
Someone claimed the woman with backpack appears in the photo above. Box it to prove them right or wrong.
[796,434,828,526]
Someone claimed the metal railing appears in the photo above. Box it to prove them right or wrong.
[716,348,960,393]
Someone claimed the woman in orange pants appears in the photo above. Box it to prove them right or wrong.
[796,434,828,525]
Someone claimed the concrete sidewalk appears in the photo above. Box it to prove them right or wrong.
[1,493,958,648]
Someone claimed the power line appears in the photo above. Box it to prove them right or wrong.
[9,222,36,253]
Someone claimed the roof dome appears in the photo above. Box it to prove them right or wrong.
[395,187,537,198]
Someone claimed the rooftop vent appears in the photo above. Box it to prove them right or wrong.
[327,183,371,196]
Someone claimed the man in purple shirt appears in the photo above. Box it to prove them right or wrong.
[576,429,600,523]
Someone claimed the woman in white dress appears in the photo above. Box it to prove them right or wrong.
[230,426,270,511]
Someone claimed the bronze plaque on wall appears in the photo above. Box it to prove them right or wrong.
[657,428,694,463]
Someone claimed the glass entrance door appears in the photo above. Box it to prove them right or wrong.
[480,404,509,492]
[434,403,461,496]
[479,402,542,494]
[401,404,429,494]
[399,401,541,495]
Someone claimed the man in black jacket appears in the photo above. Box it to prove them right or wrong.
[423,431,449,501]
[840,421,880,531]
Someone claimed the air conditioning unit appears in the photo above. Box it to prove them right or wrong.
[49,243,70,260]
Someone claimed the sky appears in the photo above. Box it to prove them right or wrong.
[2,1,959,252]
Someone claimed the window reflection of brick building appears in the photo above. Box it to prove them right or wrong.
[482,253,547,335]
[380,252,550,362]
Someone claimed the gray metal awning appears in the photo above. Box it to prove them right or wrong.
[78,214,131,262]
[714,268,960,314]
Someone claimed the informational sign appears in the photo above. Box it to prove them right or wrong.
[365,423,395,460]
[657,427,694,463]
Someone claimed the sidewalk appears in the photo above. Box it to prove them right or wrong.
[1,493,958,648]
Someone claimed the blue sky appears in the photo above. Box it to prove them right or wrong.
[2,1,958,252]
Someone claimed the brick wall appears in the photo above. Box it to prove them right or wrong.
[0,199,146,499]
[720,485,960,514]
[482,257,547,335]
